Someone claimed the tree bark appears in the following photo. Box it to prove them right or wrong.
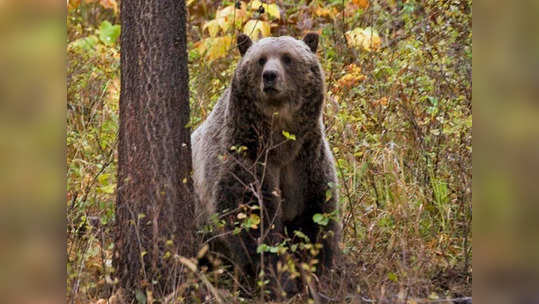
[114,0,194,299]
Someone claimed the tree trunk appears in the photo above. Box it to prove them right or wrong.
[114,0,194,299]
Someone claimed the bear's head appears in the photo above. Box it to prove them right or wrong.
[233,33,325,119]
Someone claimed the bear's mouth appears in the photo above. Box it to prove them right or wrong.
[263,86,280,95]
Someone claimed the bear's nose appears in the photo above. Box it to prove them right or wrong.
[263,70,278,84]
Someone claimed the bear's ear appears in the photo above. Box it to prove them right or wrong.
[237,34,253,56]
[303,32,319,53]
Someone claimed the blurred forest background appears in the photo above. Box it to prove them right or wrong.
[66,0,472,303]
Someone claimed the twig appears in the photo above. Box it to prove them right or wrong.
[177,256,224,304]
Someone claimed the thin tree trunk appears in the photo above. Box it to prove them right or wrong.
[114,0,194,299]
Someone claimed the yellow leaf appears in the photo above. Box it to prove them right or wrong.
[203,19,221,37]
[345,27,381,51]
[243,20,271,40]
[314,6,337,18]
[249,0,262,9]
[249,213,260,229]
[345,63,362,75]
[216,5,235,19]
[336,73,366,88]
[362,29,381,51]
[216,17,231,34]
[216,3,249,29]
[249,0,281,19]
[197,35,234,61]
[217,3,242,19]
[265,3,281,19]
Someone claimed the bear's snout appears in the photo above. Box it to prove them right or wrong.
[261,58,284,95]
[263,70,278,85]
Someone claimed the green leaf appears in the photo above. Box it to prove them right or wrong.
[325,189,333,202]
[69,35,99,51]
[98,21,121,45]
[387,272,398,282]
[294,230,310,241]
[257,244,269,253]
[313,213,329,226]
[256,243,280,254]
[242,213,260,229]
[99,183,115,194]
[135,289,147,304]
[282,130,296,141]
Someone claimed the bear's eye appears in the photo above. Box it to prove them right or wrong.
[258,57,267,66]
[282,54,292,65]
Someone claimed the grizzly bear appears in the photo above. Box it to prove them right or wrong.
[191,33,340,293]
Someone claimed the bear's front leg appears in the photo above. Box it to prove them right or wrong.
[301,153,340,274]
[213,160,284,287]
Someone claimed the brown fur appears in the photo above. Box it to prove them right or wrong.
[191,34,341,291]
